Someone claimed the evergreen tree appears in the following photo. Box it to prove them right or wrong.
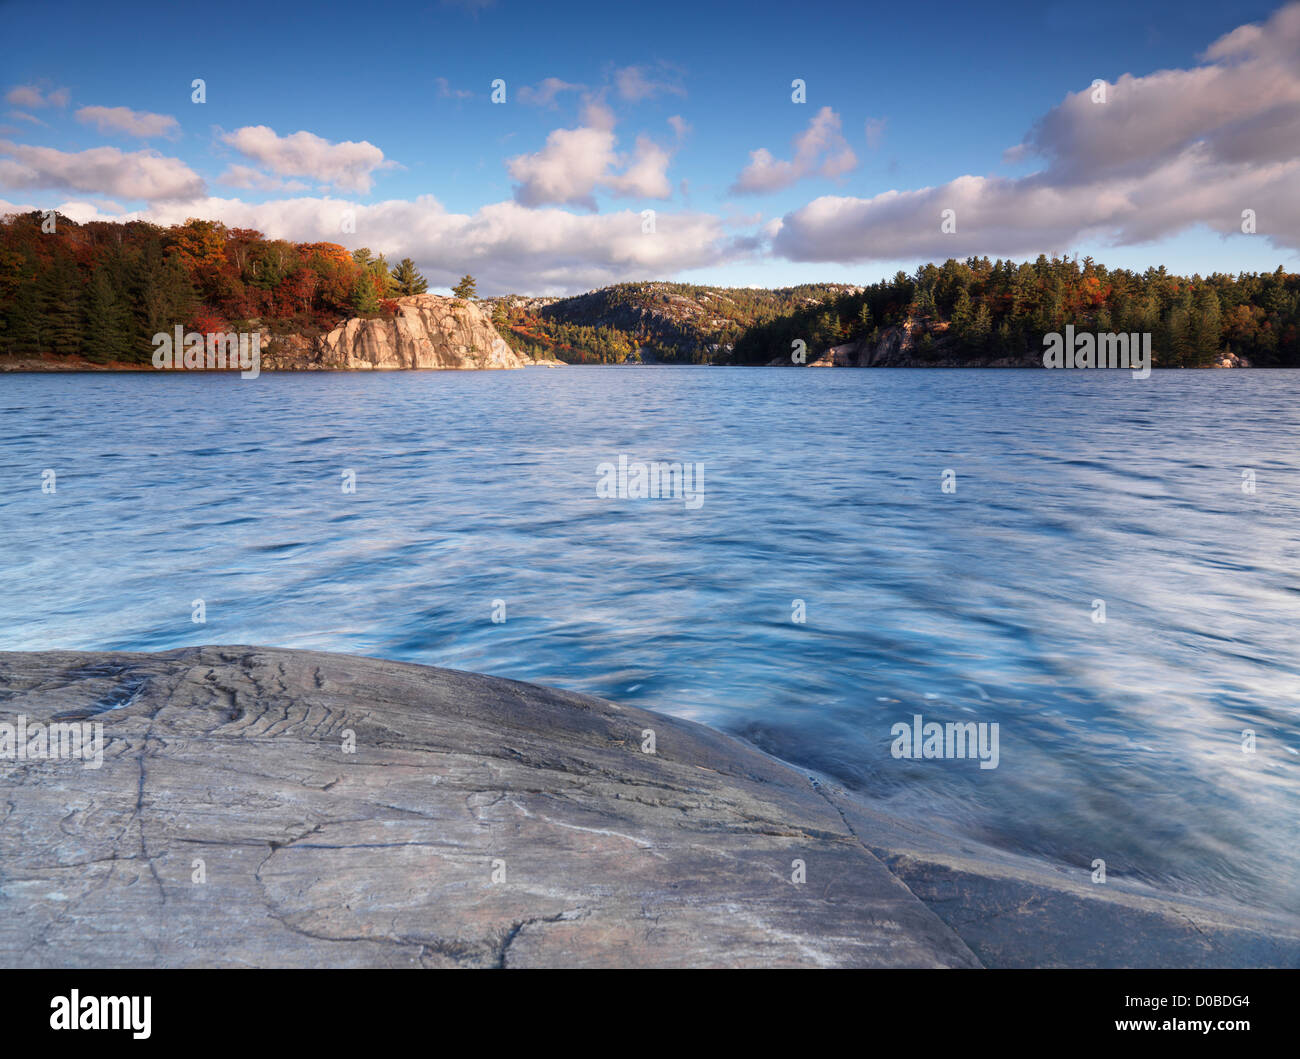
[1190,287,1222,367]
[390,258,428,296]
[3,249,42,356]
[351,274,380,315]
[83,263,133,364]
[452,274,477,299]
[42,256,84,357]
[856,301,872,336]
[1161,295,1194,367]
[970,303,993,352]
[951,289,974,335]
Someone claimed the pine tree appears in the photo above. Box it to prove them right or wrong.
[856,301,872,336]
[1161,296,1194,367]
[42,256,84,358]
[452,274,477,299]
[1190,287,1222,367]
[3,249,42,356]
[390,258,429,296]
[951,289,973,335]
[83,264,133,364]
[351,274,380,315]
[970,303,993,352]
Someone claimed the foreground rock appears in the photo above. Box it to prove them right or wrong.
[1,648,1296,968]
[263,294,528,370]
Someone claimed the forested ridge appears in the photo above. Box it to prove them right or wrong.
[487,281,859,364]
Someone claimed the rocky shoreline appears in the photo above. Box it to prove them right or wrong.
[1,646,1296,968]
[0,295,564,373]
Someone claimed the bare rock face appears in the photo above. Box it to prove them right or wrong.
[264,295,528,370]
[1213,351,1251,368]
[1,647,1297,968]
[0,647,978,968]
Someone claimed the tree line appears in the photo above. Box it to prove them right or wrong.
[0,211,446,364]
[732,256,1300,367]
[2,212,1295,369]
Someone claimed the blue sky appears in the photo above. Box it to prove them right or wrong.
[1,0,1297,294]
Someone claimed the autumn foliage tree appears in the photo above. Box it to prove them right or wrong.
[0,212,459,362]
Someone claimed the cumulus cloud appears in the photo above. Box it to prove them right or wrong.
[220,126,394,193]
[216,165,309,192]
[0,141,205,201]
[604,136,674,199]
[507,103,673,209]
[731,106,858,194]
[508,125,615,210]
[1019,10,1300,181]
[774,2,1300,261]
[5,85,68,108]
[76,105,179,139]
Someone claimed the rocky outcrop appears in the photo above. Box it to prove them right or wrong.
[797,319,1040,368]
[2,647,1297,968]
[1212,351,1251,368]
[263,294,528,370]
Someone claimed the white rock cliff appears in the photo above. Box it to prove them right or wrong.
[265,294,529,370]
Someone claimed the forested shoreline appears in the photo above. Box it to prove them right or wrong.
[732,257,1300,368]
[0,211,433,364]
[2,211,1297,368]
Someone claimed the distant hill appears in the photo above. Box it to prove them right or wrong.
[479,281,861,364]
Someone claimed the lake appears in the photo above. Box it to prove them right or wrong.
[3,366,1298,916]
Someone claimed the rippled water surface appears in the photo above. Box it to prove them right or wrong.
[3,367,1299,914]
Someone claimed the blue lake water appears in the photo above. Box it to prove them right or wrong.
[2,366,1299,915]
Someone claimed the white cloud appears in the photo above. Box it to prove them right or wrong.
[435,78,474,101]
[605,136,674,199]
[507,104,673,209]
[220,126,394,193]
[518,78,585,107]
[0,197,127,222]
[0,141,205,201]
[5,85,68,108]
[216,165,309,192]
[1,192,752,295]
[774,2,1300,261]
[614,65,685,103]
[732,106,858,194]
[76,105,179,139]
[508,125,617,210]
[864,117,887,150]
